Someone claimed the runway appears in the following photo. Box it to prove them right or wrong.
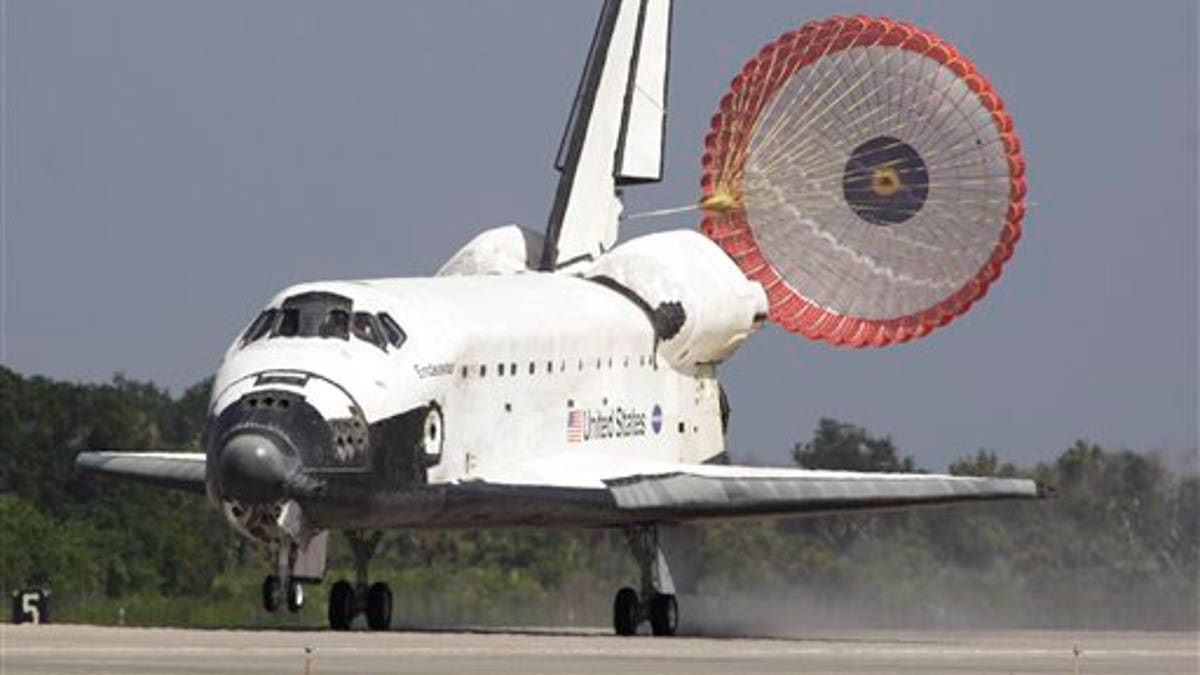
[2,625,1196,675]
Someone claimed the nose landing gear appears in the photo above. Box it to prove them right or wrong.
[327,531,393,631]
[261,574,308,613]
[261,526,327,616]
[262,575,282,613]
[286,577,304,612]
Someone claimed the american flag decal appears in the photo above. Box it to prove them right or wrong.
[567,410,586,443]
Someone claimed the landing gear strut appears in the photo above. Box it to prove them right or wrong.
[613,524,679,636]
[328,531,393,631]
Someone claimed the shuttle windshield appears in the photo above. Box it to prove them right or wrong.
[378,313,406,348]
[350,312,385,350]
[238,291,406,352]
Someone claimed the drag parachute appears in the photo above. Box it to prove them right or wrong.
[699,16,1025,347]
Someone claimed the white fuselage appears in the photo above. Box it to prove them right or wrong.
[205,229,766,527]
[211,270,728,491]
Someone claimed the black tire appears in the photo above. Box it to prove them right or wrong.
[649,593,678,637]
[365,582,393,631]
[328,580,355,631]
[613,587,639,636]
[261,575,281,613]
[286,578,304,613]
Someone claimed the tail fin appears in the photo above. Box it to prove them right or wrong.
[541,0,671,272]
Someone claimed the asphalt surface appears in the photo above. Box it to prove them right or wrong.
[2,624,1196,674]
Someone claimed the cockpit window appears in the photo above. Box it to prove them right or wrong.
[351,312,386,350]
[378,313,406,349]
[271,292,353,339]
[320,309,350,340]
[251,292,399,351]
[275,308,301,337]
[240,309,278,346]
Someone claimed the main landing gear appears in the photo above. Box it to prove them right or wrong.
[613,524,681,636]
[327,531,393,631]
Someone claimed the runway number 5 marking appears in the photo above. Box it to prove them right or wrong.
[22,592,41,623]
[12,590,45,624]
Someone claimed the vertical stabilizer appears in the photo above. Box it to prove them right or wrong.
[542,0,671,272]
[615,0,669,184]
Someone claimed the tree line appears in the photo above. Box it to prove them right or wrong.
[1,366,1195,629]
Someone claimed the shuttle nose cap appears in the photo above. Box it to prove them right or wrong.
[219,433,290,502]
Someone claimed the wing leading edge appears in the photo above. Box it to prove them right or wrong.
[76,451,207,494]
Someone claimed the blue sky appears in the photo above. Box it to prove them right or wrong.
[2,0,1196,469]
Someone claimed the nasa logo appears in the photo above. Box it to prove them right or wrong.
[651,405,662,434]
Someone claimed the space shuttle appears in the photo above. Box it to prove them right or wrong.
[78,0,1036,635]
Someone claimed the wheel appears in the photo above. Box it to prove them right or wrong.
[286,578,304,613]
[365,582,393,631]
[613,587,639,636]
[261,575,281,613]
[328,580,355,631]
[649,593,678,636]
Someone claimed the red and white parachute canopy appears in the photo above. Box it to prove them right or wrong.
[700,16,1025,347]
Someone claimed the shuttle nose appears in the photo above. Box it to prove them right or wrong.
[219,433,291,502]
